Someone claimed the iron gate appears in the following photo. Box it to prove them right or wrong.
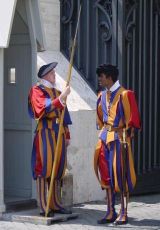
[60,0,160,194]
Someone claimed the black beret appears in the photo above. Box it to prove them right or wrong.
[38,62,58,78]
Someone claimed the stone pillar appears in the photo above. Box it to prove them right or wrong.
[39,0,60,51]
[0,49,6,213]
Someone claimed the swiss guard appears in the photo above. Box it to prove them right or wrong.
[28,62,72,217]
[94,64,141,225]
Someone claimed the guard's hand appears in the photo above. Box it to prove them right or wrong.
[59,86,71,102]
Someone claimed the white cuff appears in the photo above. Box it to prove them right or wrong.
[59,96,66,106]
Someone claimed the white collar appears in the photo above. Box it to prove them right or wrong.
[107,80,120,92]
[40,79,55,88]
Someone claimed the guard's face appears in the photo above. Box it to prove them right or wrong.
[98,73,111,89]
[47,69,56,84]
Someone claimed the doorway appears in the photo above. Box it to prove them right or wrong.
[4,10,32,203]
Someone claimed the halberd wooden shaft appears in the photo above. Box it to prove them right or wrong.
[45,5,82,217]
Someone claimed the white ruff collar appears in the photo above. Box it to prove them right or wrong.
[107,80,120,92]
[40,79,55,88]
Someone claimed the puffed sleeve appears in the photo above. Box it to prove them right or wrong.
[121,90,141,130]
[96,92,104,130]
[28,86,64,120]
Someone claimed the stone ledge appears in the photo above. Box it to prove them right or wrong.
[2,209,79,225]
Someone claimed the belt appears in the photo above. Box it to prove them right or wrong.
[104,123,125,132]
[46,118,60,123]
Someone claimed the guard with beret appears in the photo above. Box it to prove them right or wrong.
[28,62,72,217]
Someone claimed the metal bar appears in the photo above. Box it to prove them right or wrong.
[148,0,153,171]
[60,3,62,52]
[104,43,107,63]
[142,0,147,173]
[86,0,90,80]
[117,0,125,84]
[95,3,98,68]
[127,42,130,88]
[154,13,158,168]
[77,0,81,69]
[111,0,118,65]
[95,5,99,89]
[132,9,136,91]
[137,0,142,175]
[131,9,136,159]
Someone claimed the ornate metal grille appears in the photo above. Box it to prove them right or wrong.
[123,0,160,193]
[60,0,160,193]
[60,0,113,91]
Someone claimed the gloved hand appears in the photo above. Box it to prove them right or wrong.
[59,86,71,103]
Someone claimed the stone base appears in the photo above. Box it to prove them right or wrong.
[61,170,73,207]
[2,209,79,225]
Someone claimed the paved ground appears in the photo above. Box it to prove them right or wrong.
[0,194,160,230]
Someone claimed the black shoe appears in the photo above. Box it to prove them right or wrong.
[97,218,113,224]
[54,208,72,215]
[40,210,54,217]
[97,215,117,224]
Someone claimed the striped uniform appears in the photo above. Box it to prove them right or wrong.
[94,86,141,193]
[28,84,72,212]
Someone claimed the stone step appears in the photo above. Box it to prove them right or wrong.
[2,208,79,225]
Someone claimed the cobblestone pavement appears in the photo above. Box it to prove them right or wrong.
[0,194,160,230]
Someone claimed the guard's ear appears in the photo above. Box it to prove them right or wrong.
[107,75,112,82]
